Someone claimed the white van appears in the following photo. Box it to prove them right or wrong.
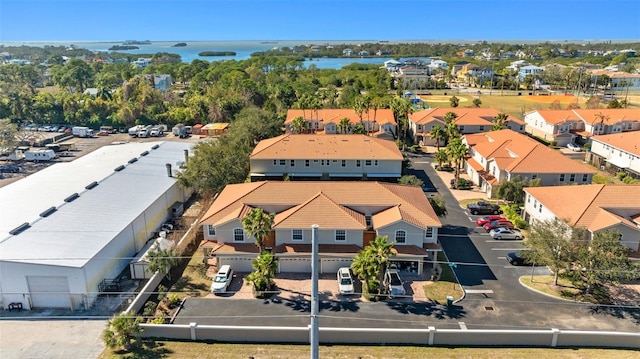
[211,265,234,293]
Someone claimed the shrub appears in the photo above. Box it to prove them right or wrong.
[617,172,627,180]
[514,218,529,230]
[157,284,167,301]
[168,293,182,307]
[142,301,157,317]
[150,316,166,324]
[623,176,638,184]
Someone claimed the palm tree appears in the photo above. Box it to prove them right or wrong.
[445,120,460,143]
[245,251,279,297]
[429,125,445,151]
[390,97,413,141]
[492,113,509,131]
[146,248,180,280]
[434,149,449,169]
[350,235,395,297]
[337,117,351,134]
[102,312,144,352]
[449,96,459,107]
[446,137,469,189]
[242,207,275,253]
[291,116,306,134]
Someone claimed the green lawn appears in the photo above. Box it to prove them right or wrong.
[422,252,462,304]
[167,250,211,299]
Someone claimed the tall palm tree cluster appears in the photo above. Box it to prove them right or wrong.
[350,236,395,299]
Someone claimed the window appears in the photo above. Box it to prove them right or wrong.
[233,228,244,242]
[365,160,372,166]
[365,215,372,227]
[290,160,295,167]
[207,225,216,236]
[321,160,325,166]
[531,174,537,180]
[374,160,378,166]
[582,174,588,182]
[527,195,530,203]
[534,200,537,208]
[356,160,361,167]
[559,174,565,182]
[425,227,433,238]
[479,126,484,131]
[395,230,406,243]
[305,160,310,167]
[570,174,575,182]
[279,159,286,166]
[332,160,337,163]
[292,229,303,241]
[459,126,464,132]
[335,230,346,241]
[539,205,542,213]
[273,160,277,166]
[341,160,346,167]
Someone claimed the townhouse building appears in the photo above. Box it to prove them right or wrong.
[408,108,525,146]
[463,129,596,196]
[249,134,403,182]
[587,131,640,179]
[523,185,640,252]
[199,181,442,275]
[285,109,396,137]
[524,109,640,147]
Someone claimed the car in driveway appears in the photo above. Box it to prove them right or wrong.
[506,251,533,266]
[211,265,234,293]
[567,143,581,152]
[383,269,405,298]
[490,228,524,240]
[421,185,437,193]
[337,267,354,295]
[483,219,515,231]
[475,215,504,227]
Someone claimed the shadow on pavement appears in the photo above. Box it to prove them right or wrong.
[279,294,360,313]
[385,301,467,320]
[439,226,498,287]
[589,305,640,325]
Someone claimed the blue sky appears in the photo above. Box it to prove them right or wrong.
[1,0,639,41]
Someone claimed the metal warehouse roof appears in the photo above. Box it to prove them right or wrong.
[0,141,192,267]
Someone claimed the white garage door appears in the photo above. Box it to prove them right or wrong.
[220,257,254,273]
[320,258,353,274]
[279,257,311,273]
[27,276,71,308]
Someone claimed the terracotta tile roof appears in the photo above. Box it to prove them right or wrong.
[372,205,425,229]
[466,157,485,172]
[201,181,442,230]
[250,134,403,160]
[410,107,522,126]
[465,129,595,174]
[588,69,640,79]
[210,243,260,254]
[588,209,638,232]
[534,109,640,125]
[285,109,396,125]
[392,245,427,256]
[274,243,362,254]
[534,110,582,124]
[525,184,640,229]
[591,132,640,156]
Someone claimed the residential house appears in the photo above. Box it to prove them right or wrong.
[588,69,640,92]
[343,48,354,56]
[285,108,396,136]
[358,50,370,56]
[408,108,525,145]
[199,181,442,274]
[524,109,640,146]
[249,134,403,182]
[132,58,152,68]
[518,65,544,81]
[428,59,448,70]
[587,131,640,179]
[463,129,596,197]
[456,63,494,86]
[523,185,640,252]
[200,123,230,137]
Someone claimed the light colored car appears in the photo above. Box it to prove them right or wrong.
[567,143,581,152]
[337,267,354,295]
[383,269,405,298]
[490,227,523,240]
[211,264,234,293]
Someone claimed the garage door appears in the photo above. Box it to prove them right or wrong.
[220,257,254,273]
[279,257,311,273]
[320,258,353,274]
[27,276,71,308]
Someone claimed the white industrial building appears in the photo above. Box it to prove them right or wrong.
[0,141,193,310]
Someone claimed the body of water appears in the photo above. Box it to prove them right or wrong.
[1,40,404,69]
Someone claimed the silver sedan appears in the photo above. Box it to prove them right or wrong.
[490,228,524,240]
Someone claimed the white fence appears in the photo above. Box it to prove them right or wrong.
[140,323,640,348]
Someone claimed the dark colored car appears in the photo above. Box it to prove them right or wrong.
[0,164,21,173]
[506,251,533,266]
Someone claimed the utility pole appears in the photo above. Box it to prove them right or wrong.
[310,224,319,359]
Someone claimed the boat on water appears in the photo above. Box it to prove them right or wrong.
[123,40,151,45]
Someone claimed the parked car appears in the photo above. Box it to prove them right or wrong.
[337,267,354,295]
[506,251,533,266]
[421,185,437,193]
[211,265,234,293]
[467,201,501,215]
[0,164,21,173]
[383,269,405,298]
[483,220,515,231]
[490,228,524,240]
[475,215,504,227]
[567,143,581,152]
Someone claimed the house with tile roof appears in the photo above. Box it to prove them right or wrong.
[408,108,525,146]
[285,109,396,136]
[249,134,403,182]
[523,185,640,252]
[199,181,442,274]
[463,129,596,196]
[588,69,640,91]
[587,131,640,179]
[524,109,640,147]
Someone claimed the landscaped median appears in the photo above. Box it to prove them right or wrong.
[422,251,463,305]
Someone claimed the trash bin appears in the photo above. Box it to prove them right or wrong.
[446,296,454,308]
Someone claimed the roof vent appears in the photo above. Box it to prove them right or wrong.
[114,165,125,172]
[64,193,79,202]
[151,144,160,150]
[85,181,98,190]
[128,158,138,164]
[40,206,57,217]
[140,151,149,156]
[9,222,30,235]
